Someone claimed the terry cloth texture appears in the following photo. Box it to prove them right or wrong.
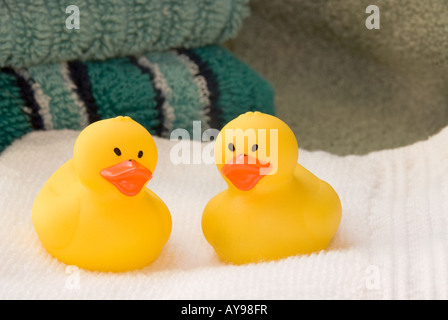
[0,129,447,299]
[225,0,448,155]
[0,0,249,68]
[0,46,275,154]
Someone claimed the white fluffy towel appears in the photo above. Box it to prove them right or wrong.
[0,128,447,299]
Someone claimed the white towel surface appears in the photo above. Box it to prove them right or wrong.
[0,128,447,300]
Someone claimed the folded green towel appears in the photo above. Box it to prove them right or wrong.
[0,45,275,153]
[0,0,249,68]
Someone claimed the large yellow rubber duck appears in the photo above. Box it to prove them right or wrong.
[32,116,172,272]
[202,112,342,264]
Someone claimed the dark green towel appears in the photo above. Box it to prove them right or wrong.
[0,46,275,153]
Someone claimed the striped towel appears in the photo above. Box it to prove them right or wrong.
[0,46,275,153]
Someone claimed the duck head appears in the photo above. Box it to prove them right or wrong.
[215,112,298,192]
[73,116,158,197]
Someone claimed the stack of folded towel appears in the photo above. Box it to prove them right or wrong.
[0,0,275,153]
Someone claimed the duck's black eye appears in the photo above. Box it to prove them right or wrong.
[114,148,122,156]
[252,144,258,152]
[228,143,235,152]
[138,150,143,158]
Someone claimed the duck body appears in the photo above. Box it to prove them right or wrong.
[32,117,171,272]
[202,112,342,264]
[203,164,341,264]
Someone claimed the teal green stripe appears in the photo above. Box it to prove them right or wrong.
[191,46,275,126]
[85,58,160,134]
[27,64,82,130]
[146,51,204,134]
[0,71,32,153]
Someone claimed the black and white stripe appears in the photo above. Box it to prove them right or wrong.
[16,69,54,130]
[1,67,45,130]
[129,56,165,137]
[131,55,176,138]
[175,48,221,130]
[60,62,90,128]
[66,61,101,124]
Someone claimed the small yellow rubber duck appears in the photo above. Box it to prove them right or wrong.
[32,116,172,272]
[202,112,342,264]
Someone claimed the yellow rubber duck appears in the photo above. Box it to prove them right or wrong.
[32,116,172,272]
[202,112,342,264]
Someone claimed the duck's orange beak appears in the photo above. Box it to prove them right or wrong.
[221,154,271,191]
[100,160,152,197]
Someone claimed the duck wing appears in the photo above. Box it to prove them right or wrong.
[32,160,81,250]
[295,164,342,244]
